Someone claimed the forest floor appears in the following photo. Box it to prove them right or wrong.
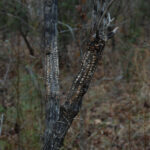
[0,33,150,150]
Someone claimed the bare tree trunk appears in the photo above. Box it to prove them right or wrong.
[42,0,118,150]
[43,35,105,150]
[43,0,60,149]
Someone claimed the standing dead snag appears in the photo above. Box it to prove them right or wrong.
[43,0,60,149]
[43,0,118,150]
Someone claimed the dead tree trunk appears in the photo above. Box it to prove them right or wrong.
[43,0,60,149]
[43,0,118,150]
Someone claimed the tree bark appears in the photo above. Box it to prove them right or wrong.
[43,0,60,149]
[42,0,117,150]
[43,35,105,150]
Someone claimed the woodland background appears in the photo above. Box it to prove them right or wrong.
[0,0,150,150]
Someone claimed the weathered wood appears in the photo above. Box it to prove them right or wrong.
[64,36,105,114]
[43,36,105,150]
[42,0,118,149]
[43,0,60,149]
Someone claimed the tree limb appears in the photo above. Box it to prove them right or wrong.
[20,29,35,56]
[43,0,60,149]
[64,36,105,115]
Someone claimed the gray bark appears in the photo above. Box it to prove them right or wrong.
[43,0,60,149]
[43,36,105,150]
[42,0,118,150]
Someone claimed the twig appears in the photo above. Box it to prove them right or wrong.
[0,114,4,136]
[0,58,12,87]
[0,11,36,32]
[58,21,75,41]
[98,0,116,28]
[3,62,11,83]
[20,29,34,56]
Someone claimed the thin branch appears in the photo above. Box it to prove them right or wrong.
[0,58,12,87]
[20,29,34,56]
[98,0,116,28]
[3,63,11,83]
[58,21,75,41]
[42,0,118,149]
[0,114,4,136]
[0,11,36,32]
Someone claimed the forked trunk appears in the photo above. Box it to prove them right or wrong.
[42,0,117,149]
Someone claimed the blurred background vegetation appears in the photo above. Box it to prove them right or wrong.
[0,0,150,149]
